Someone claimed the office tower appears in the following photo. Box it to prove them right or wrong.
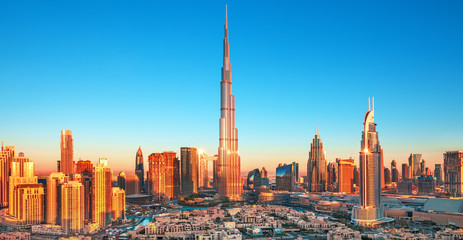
[444,151,463,197]
[61,181,84,234]
[402,164,409,179]
[352,98,386,226]
[307,134,327,192]
[408,153,423,178]
[92,162,113,227]
[135,146,144,193]
[111,187,125,221]
[75,160,92,174]
[337,158,355,193]
[46,172,68,224]
[397,179,413,195]
[148,153,166,198]
[0,146,14,207]
[217,8,243,201]
[417,176,436,196]
[60,130,74,175]
[125,174,140,195]
[198,152,208,189]
[246,169,261,190]
[117,171,126,190]
[384,168,391,184]
[11,183,44,224]
[163,151,179,199]
[434,164,443,185]
[261,167,268,178]
[276,163,297,192]
[391,160,399,183]
[180,147,198,196]
[81,174,92,221]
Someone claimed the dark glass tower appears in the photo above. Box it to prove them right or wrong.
[135,146,144,193]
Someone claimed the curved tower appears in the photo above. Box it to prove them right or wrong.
[135,146,144,193]
[307,134,327,192]
[352,98,389,226]
[217,6,242,201]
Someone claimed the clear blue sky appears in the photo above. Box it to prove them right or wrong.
[1,1,462,174]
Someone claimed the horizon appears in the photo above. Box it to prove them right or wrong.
[1,1,462,175]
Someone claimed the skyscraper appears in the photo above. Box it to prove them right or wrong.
[111,187,125,221]
[135,146,144,193]
[401,163,409,179]
[148,153,166,198]
[307,134,327,192]
[246,169,261,190]
[337,158,355,193]
[217,7,242,201]
[434,164,443,186]
[61,181,84,234]
[408,153,423,178]
[391,160,399,183]
[163,151,179,199]
[125,174,140,195]
[117,171,126,191]
[198,152,208,189]
[0,146,15,207]
[11,183,44,224]
[75,160,92,174]
[261,167,268,178]
[60,130,74,175]
[9,154,37,217]
[352,98,388,226]
[444,151,463,197]
[276,163,297,192]
[46,172,68,224]
[180,147,198,196]
[384,168,391,184]
[92,162,112,227]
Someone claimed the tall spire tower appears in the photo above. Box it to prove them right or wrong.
[217,5,242,201]
[352,98,392,226]
[135,146,144,193]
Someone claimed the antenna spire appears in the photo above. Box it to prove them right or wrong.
[225,4,228,25]
[372,97,375,111]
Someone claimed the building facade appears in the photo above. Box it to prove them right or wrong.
[434,163,443,186]
[246,169,261,190]
[111,187,126,221]
[135,146,144,193]
[337,158,355,193]
[408,153,423,179]
[307,134,327,192]
[46,172,68,224]
[0,145,14,207]
[180,147,198,196]
[92,163,113,227]
[11,183,44,224]
[217,10,242,201]
[276,163,297,192]
[61,181,84,234]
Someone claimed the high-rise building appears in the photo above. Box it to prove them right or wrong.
[276,163,297,192]
[117,171,126,191]
[408,153,423,178]
[46,172,68,224]
[0,146,15,207]
[198,152,208,189]
[434,164,443,186]
[60,130,74,175]
[135,146,144,193]
[11,183,44,224]
[444,151,463,197]
[125,174,140,195]
[384,168,391,184]
[92,162,112,227]
[353,165,360,187]
[81,174,92,221]
[420,159,426,176]
[61,181,84,234]
[111,187,125,221]
[402,164,409,179]
[327,162,338,191]
[75,160,92,174]
[352,98,387,226]
[307,134,327,192]
[391,160,399,183]
[9,154,37,217]
[217,8,242,201]
[163,151,179,199]
[180,147,198,196]
[246,169,261,190]
[261,167,268,178]
[148,153,166,198]
[337,158,355,193]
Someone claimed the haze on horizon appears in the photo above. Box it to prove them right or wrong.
[1,1,462,175]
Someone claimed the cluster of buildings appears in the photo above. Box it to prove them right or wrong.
[0,130,125,236]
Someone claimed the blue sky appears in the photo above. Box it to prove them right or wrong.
[0,1,462,174]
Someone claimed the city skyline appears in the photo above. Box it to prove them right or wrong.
[1,1,463,174]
